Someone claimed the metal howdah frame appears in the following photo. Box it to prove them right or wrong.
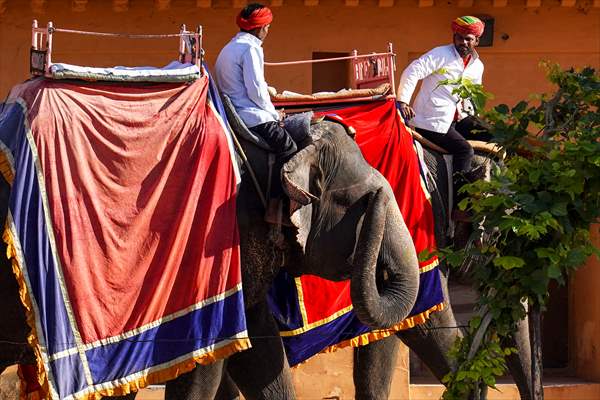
[30,19,204,78]
[264,43,397,97]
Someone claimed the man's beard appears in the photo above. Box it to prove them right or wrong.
[456,45,472,57]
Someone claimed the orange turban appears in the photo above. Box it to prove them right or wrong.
[236,7,273,31]
[451,16,485,37]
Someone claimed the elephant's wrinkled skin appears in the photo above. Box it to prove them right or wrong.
[0,121,422,400]
[353,147,533,400]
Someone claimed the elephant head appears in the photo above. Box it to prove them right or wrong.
[280,121,419,329]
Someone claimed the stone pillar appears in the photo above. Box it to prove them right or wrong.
[570,226,600,381]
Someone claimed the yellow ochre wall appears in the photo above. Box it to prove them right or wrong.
[1,0,599,397]
[1,0,599,104]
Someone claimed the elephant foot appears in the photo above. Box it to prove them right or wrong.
[226,302,296,400]
[215,370,241,400]
[354,336,400,400]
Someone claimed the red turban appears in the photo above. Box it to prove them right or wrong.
[236,7,273,31]
[451,16,485,37]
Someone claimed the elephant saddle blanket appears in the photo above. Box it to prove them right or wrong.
[0,76,248,399]
[269,98,444,366]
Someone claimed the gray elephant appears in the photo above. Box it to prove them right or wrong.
[210,145,534,400]
[0,118,422,400]
[353,146,533,400]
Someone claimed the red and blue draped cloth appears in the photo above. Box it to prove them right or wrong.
[268,98,444,366]
[0,76,248,399]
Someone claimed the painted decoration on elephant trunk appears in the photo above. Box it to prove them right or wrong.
[0,77,248,399]
[268,98,444,366]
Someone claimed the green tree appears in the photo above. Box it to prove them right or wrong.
[441,64,600,400]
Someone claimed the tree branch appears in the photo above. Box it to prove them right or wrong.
[542,88,564,138]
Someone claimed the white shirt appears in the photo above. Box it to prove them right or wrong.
[214,32,279,128]
[397,44,484,134]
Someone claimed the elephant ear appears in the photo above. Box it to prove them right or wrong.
[282,143,319,251]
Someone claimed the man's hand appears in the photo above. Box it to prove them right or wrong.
[277,108,286,120]
[397,101,415,121]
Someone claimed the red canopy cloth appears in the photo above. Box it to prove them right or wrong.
[323,99,438,264]
[0,76,247,399]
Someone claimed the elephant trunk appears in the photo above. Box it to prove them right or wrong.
[350,188,420,329]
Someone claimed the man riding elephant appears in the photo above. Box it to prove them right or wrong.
[215,3,300,224]
[396,16,490,185]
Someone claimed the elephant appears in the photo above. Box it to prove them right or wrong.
[352,145,534,400]
[0,116,422,399]
[209,144,534,400]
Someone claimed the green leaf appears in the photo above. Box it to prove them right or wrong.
[535,248,559,263]
[418,248,436,263]
[550,202,568,217]
[481,196,505,208]
[446,250,467,267]
[472,92,487,111]
[458,198,471,211]
[483,375,496,387]
[514,193,535,207]
[493,256,526,270]
[504,348,515,356]
[565,249,587,267]
[512,101,528,114]
[495,104,510,114]
[469,316,482,330]
[547,264,562,279]
[529,169,542,183]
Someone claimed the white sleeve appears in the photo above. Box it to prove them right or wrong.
[474,63,484,85]
[397,49,444,104]
[241,46,279,121]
